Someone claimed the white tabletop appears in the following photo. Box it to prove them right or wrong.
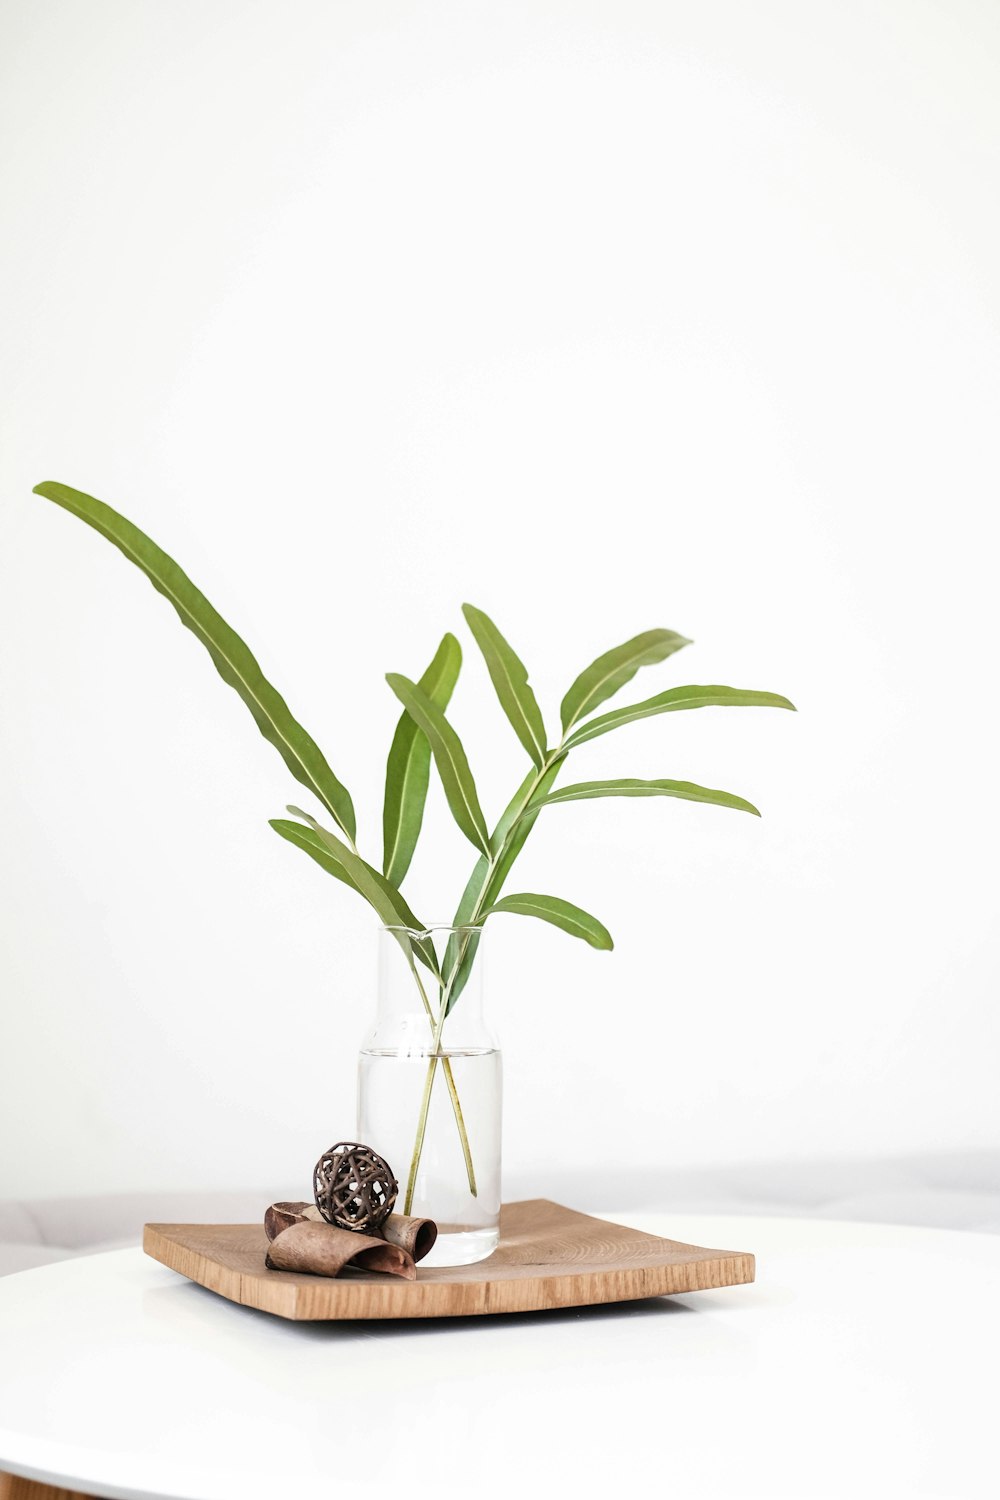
[0,1213,996,1500]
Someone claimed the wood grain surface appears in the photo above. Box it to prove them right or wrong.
[143,1199,754,1320]
[0,1473,95,1500]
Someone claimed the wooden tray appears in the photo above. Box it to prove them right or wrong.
[143,1199,754,1320]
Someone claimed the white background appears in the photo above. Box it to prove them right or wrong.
[1,0,997,1200]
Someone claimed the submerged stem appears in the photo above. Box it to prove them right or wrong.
[441,1058,478,1197]
[403,935,475,1214]
[406,959,477,1204]
[404,1056,439,1216]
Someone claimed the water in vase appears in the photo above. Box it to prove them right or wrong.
[358,1046,502,1267]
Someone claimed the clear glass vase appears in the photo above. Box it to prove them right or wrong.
[357,924,501,1267]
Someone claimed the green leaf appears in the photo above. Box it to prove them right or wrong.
[385,674,491,856]
[482,758,565,902]
[560,628,692,735]
[35,480,357,840]
[564,684,797,749]
[462,603,547,768]
[382,633,461,886]
[533,778,761,816]
[284,808,440,977]
[483,892,614,951]
[270,818,358,890]
[443,759,565,1012]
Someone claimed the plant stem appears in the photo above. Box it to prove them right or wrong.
[402,746,567,1214]
[403,935,476,1214]
[407,960,477,1200]
[404,1056,439,1215]
[441,1058,477,1195]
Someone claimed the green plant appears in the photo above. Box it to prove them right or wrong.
[34,480,795,1211]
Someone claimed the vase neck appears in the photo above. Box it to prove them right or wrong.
[369,924,492,1049]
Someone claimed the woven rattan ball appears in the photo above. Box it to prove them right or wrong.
[313,1142,398,1233]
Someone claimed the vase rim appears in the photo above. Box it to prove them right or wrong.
[380,923,484,937]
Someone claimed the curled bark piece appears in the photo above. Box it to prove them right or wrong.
[264,1201,323,1241]
[381,1213,438,1263]
[265,1219,416,1280]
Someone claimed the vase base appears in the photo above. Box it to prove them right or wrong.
[420,1225,499,1268]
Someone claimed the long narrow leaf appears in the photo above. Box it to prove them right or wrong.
[286,807,440,977]
[462,604,547,768]
[445,764,559,938]
[443,775,534,1008]
[385,674,491,855]
[382,633,461,886]
[483,892,614,951]
[532,778,761,816]
[481,759,565,903]
[443,759,565,1012]
[564,684,796,748]
[270,817,359,890]
[35,481,357,839]
[560,628,691,734]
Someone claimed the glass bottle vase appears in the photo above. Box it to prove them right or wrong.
[357,925,501,1267]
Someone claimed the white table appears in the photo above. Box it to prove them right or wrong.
[0,1214,996,1500]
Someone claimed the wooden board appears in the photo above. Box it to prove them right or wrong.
[143,1199,754,1320]
[0,1475,94,1500]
